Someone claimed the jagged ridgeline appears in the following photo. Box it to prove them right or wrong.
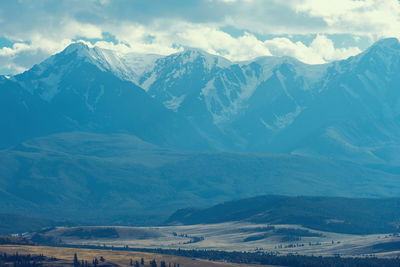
[1,38,400,164]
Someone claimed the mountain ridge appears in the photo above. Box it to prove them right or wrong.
[165,194,400,234]
[2,132,400,225]
[1,38,400,162]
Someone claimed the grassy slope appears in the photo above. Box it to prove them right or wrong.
[0,245,274,267]
[166,195,400,234]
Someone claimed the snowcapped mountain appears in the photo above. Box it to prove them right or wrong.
[0,43,210,150]
[1,38,400,165]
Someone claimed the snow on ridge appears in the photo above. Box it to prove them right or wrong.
[123,53,163,76]
[274,106,304,129]
[38,71,62,101]
[170,48,232,70]
[87,46,139,83]
[140,71,158,91]
[59,43,139,84]
[200,59,281,125]
[199,55,327,125]
[164,95,186,112]
[260,106,304,131]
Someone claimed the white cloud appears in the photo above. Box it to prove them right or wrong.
[174,25,272,61]
[0,20,365,75]
[0,0,396,74]
[295,0,400,39]
[309,35,361,62]
[63,19,103,40]
[0,43,31,57]
[264,35,361,64]
[94,24,358,65]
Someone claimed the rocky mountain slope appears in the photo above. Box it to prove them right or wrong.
[2,38,400,165]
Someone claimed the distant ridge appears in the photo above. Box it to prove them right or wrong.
[0,213,70,235]
[1,132,400,225]
[166,195,400,234]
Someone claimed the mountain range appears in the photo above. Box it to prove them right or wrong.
[2,38,400,165]
[0,39,400,162]
[1,38,400,226]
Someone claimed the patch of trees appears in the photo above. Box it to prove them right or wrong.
[0,235,35,245]
[371,241,400,252]
[243,227,322,242]
[239,226,275,233]
[0,251,57,266]
[125,248,400,267]
[73,253,106,267]
[64,228,119,239]
[243,233,269,242]
[43,243,400,267]
[275,228,322,237]
[172,232,204,244]
[128,258,180,267]
[30,233,60,244]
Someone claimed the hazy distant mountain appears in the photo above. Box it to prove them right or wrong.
[1,38,400,165]
[1,132,400,225]
[0,213,67,235]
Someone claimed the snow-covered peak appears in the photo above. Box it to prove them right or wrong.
[123,53,163,76]
[359,37,400,61]
[242,55,298,66]
[54,42,139,83]
[370,37,400,51]
[331,38,400,74]
[238,55,328,88]
[62,42,91,56]
[170,48,232,70]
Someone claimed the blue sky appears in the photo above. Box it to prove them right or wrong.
[0,0,399,75]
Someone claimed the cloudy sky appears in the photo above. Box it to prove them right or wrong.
[0,0,399,75]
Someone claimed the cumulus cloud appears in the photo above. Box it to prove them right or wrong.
[0,43,31,57]
[264,35,361,64]
[0,0,397,74]
[294,0,400,39]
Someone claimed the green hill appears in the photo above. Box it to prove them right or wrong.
[166,195,400,234]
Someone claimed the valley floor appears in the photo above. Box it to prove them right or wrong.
[28,222,400,258]
[0,245,275,267]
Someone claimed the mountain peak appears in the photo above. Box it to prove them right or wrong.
[371,37,400,49]
[171,47,232,69]
[62,42,91,56]
[363,37,400,57]
[335,37,400,73]
[56,43,139,83]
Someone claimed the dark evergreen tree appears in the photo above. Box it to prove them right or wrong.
[73,253,79,267]
[150,259,157,267]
